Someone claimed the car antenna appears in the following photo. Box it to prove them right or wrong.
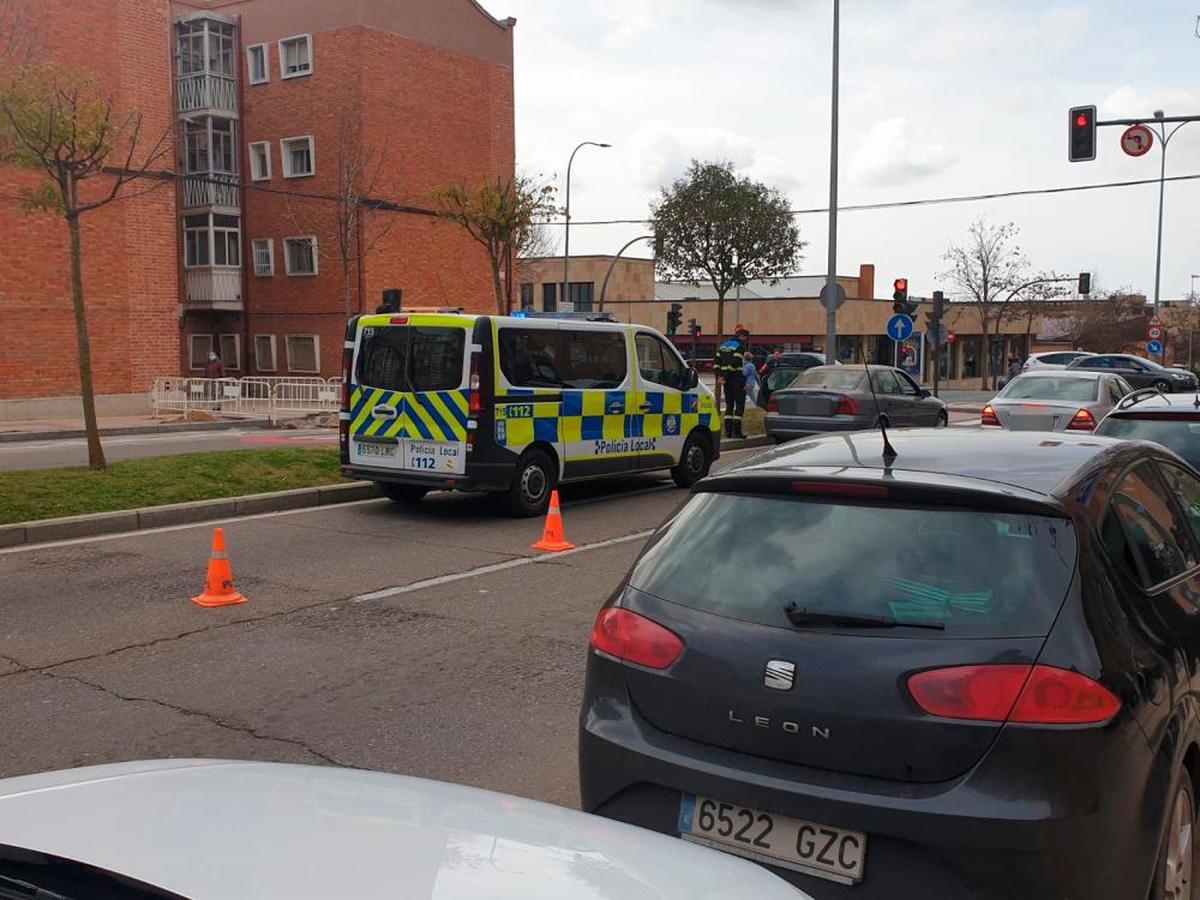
[858,345,898,461]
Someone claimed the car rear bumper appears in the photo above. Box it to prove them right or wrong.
[341,460,514,493]
[765,413,867,439]
[578,654,1155,900]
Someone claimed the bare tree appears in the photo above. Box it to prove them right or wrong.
[1003,272,1072,357]
[0,64,171,469]
[939,219,1031,389]
[286,114,397,319]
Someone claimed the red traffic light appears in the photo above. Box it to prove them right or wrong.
[894,278,908,292]
[1075,113,1089,128]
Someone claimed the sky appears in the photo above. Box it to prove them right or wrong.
[490,0,1200,300]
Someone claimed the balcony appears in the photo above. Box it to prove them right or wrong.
[184,267,243,312]
[177,73,238,117]
[182,172,239,210]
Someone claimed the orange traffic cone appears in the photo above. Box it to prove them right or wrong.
[532,490,575,552]
[192,527,248,608]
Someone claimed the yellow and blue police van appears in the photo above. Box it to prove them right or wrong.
[339,311,722,515]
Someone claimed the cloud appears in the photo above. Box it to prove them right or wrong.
[848,117,955,188]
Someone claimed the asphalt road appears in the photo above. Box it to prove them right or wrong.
[0,427,335,471]
[0,448,771,808]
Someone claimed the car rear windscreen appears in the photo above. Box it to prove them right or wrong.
[1001,377,1099,402]
[795,369,865,391]
[356,326,465,392]
[1097,416,1200,468]
[629,493,1077,637]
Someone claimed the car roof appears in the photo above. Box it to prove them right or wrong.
[1109,391,1200,415]
[718,429,1150,502]
[1011,370,1106,381]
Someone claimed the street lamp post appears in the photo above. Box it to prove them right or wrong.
[1147,111,1190,362]
[823,0,840,361]
[562,141,611,311]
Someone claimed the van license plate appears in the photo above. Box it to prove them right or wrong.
[354,442,398,460]
[678,794,866,885]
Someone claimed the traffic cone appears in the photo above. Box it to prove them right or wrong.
[532,490,575,552]
[192,527,247,608]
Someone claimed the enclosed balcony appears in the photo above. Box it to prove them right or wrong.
[181,118,239,211]
[175,16,239,118]
[182,213,243,311]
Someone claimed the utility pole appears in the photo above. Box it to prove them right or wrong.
[823,0,840,362]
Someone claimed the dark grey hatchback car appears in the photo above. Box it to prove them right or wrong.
[579,429,1200,898]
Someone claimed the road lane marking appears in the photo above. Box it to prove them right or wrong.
[349,530,656,604]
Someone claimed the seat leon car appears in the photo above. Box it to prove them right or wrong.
[980,370,1132,432]
[579,429,1200,899]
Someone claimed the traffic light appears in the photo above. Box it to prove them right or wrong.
[892,278,909,314]
[1069,105,1096,162]
[924,291,946,331]
[688,318,700,337]
[667,303,683,336]
[1078,272,1092,295]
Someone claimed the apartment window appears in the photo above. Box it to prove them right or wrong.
[520,283,534,311]
[566,282,595,312]
[212,214,241,267]
[189,334,213,370]
[254,334,277,372]
[248,141,271,181]
[184,214,209,267]
[247,43,268,84]
[280,136,314,178]
[542,283,557,313]
[177,22,205,76]
[252,238,274,276]
[278,34,312,79]
[207,22,235,76]
[211,119,235,173]
[185,118,236,174]
[284,236,318,276]
[177,19,234,77]
[286,334,320,374]
[218,333,242,370]
[184,120,208,173]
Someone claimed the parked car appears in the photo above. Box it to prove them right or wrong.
[579,428,1200,898]
[1096,388,1200,469]
[765,365,947,442]
[1021,350,1094,372]
[0,759,808,900]
[759,353,829,404]
[1066,353,1199,392]
[980,370,1133,432]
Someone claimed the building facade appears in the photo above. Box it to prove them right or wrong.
[0,0,514,409]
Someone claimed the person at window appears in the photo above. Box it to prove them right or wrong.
[205,350,224,410]
[714,326,750,438]
[743,352,761,408]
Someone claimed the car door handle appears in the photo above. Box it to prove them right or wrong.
[372,405,398,419]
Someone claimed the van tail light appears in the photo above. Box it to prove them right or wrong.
[340,345,353,449]
[981,404,1000,427]
[908,664,1121,725]
[590,608,684,670]
[834,395,860,416]
[1065,408,1097,431]
[767,396,779,413]
[468,353,483,415]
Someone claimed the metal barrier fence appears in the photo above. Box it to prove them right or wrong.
[151,377,342,423]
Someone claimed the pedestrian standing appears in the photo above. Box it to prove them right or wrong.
[1003,356,1021,387]
[714,326,750,438]
[761,347,783,377]
[743,351,761,408]
[204,349,224,410]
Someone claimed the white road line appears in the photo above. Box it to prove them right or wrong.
[350,530,656,603]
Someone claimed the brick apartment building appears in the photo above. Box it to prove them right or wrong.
[0,0,514,413]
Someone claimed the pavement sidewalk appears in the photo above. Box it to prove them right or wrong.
[0,414,272,443]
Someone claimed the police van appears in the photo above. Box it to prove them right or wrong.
[339,312,722,515]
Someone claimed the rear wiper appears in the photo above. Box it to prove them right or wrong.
[783,602,946,631]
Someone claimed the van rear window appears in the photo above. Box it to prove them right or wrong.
[629,493,1077,638]
[356,326,464,392]
[499,328,626,389]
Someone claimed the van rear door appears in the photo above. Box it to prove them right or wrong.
[349,317,471,475]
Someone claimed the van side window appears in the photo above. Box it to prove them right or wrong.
[636,333,687,389]
[499,328,626,390]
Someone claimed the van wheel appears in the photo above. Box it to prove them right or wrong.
[1151,769,1198,899]
[380,484,428,505]
[671,433,712,488]
[504,449,555,517]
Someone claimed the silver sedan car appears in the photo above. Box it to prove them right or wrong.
[765,364,947,441]
[981,370,1132,432]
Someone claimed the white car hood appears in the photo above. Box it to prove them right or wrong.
[0,760,807,899]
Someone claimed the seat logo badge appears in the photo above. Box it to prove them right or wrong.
[764,660,796,691]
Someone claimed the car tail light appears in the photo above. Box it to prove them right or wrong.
[590,608,684,670]
[908,665,1120,725]
[767,396,779,413]
[981,404,1000,426]
[834,395,860,416]
[469,353,483,415]
[791,481,889,499]
[1065,408,1096,431]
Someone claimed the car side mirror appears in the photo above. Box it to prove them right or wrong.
[918,389,931,399]
[686,367,700,389]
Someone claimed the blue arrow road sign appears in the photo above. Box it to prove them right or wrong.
[887,314,915,342]
[1148,339,1163,355]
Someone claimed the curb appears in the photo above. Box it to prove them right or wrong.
[0,419,274,444]
[723,436,772,451]
[0,481,382,549]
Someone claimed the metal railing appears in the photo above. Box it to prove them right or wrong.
[183,172,239,209]
[151,377,342,424]
[184,268,243,309]
[177,73,238,115]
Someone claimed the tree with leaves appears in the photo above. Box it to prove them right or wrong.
[433,174,556,315]
[0,64,170,469]
[939,219,1032,389]
[651,160,803,340]
[286,114,396,319]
